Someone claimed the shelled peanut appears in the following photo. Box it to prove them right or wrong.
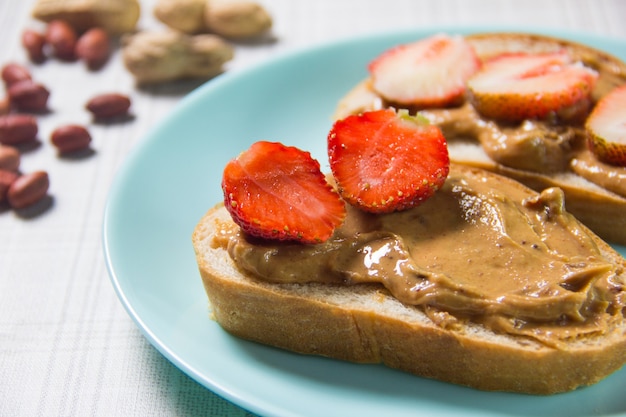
[0,145,49,210]
[45,20,77,61]
[0,169,20,204]
[0,60,131,211]
[86,93,132,119]
[50,125,92,154]
[6,171,50,209]
[21,21,113,71]
[2,63,32,86]
[0,64,45,209]
[0,97,9,116]
[0,145,20,172]
[21,29,47,63]
[75,28,112,70]
[0,114,39,146]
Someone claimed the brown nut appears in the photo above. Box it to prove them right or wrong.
[51,124,91,153]
[45,20,77,61]
[0,145,20,171]
[22,29,47,64]
[76,27,111,70]
[0,114,38,145]
[0,97,10,116]
[86,93,131,119]
[8,80,50,112]
[0,169,19,203]
[1,63,32,87]
[7,170,49,209]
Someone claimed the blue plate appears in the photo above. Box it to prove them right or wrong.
[103,27,626,417]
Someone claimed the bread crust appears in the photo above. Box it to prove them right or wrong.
[192,166,626,394]
[334,32,626,245]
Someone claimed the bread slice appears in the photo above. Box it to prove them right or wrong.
[334,32,626,245]
[192,166,626,395]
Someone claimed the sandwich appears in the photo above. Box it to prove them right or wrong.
[193,80,626,393]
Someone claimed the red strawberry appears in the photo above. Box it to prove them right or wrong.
[368,33,480,108]
[586,85,626,167]
[467,51,598,122]
[328,109,449,213]
[222,141,346,244]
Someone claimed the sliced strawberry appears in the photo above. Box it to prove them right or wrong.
[586,85,626,167]
[328,109,449,213]
[222,141,346,244]
[368,33,480,108]
[467,51,598,122]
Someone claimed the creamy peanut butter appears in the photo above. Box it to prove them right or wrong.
[420,103,581,174]
[416,102,626,200]
[571,150,626,197]
[213,166,625,347]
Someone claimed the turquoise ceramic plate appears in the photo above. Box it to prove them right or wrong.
[103,27,626,417]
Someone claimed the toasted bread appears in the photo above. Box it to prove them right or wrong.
[334,32,626,244]
[193,164,626,395]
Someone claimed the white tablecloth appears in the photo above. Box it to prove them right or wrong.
[1,0,625,416]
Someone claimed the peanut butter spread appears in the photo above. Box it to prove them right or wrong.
[420,103,581,174]
[213,166,626,347]
[420,102,626,198]
[571,150,626,197]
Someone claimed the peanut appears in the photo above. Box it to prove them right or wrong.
[154,0,272,39]
[32,0,141,35]
[1,63,32,87]
[22,29,47,64]
[204,0,272,39]
[8,80,50,113]
[0,145,21,172]
[76,28,112,70]
[0,115,39,146]
[86,93,131,119]
[50,125,92,153]
[154,0,206,33]
[0,169,19,204]
[7,170,49,209]
[45,20,77,61]
[0,97,9,116]
[122,30,234,84]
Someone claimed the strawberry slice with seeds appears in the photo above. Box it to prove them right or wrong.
[222,141,346,244]
[368,33,480,108]
[586,85,626,167]
[328,109,450,213]
[467,51,598,122]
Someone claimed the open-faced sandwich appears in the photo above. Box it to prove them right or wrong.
[192,32,626,395]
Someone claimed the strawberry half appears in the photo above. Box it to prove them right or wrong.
[586,85,626,167]
[222,141,346,244]
[368,33,480,108]
[467,51,598,122]
[328,109,450,213]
